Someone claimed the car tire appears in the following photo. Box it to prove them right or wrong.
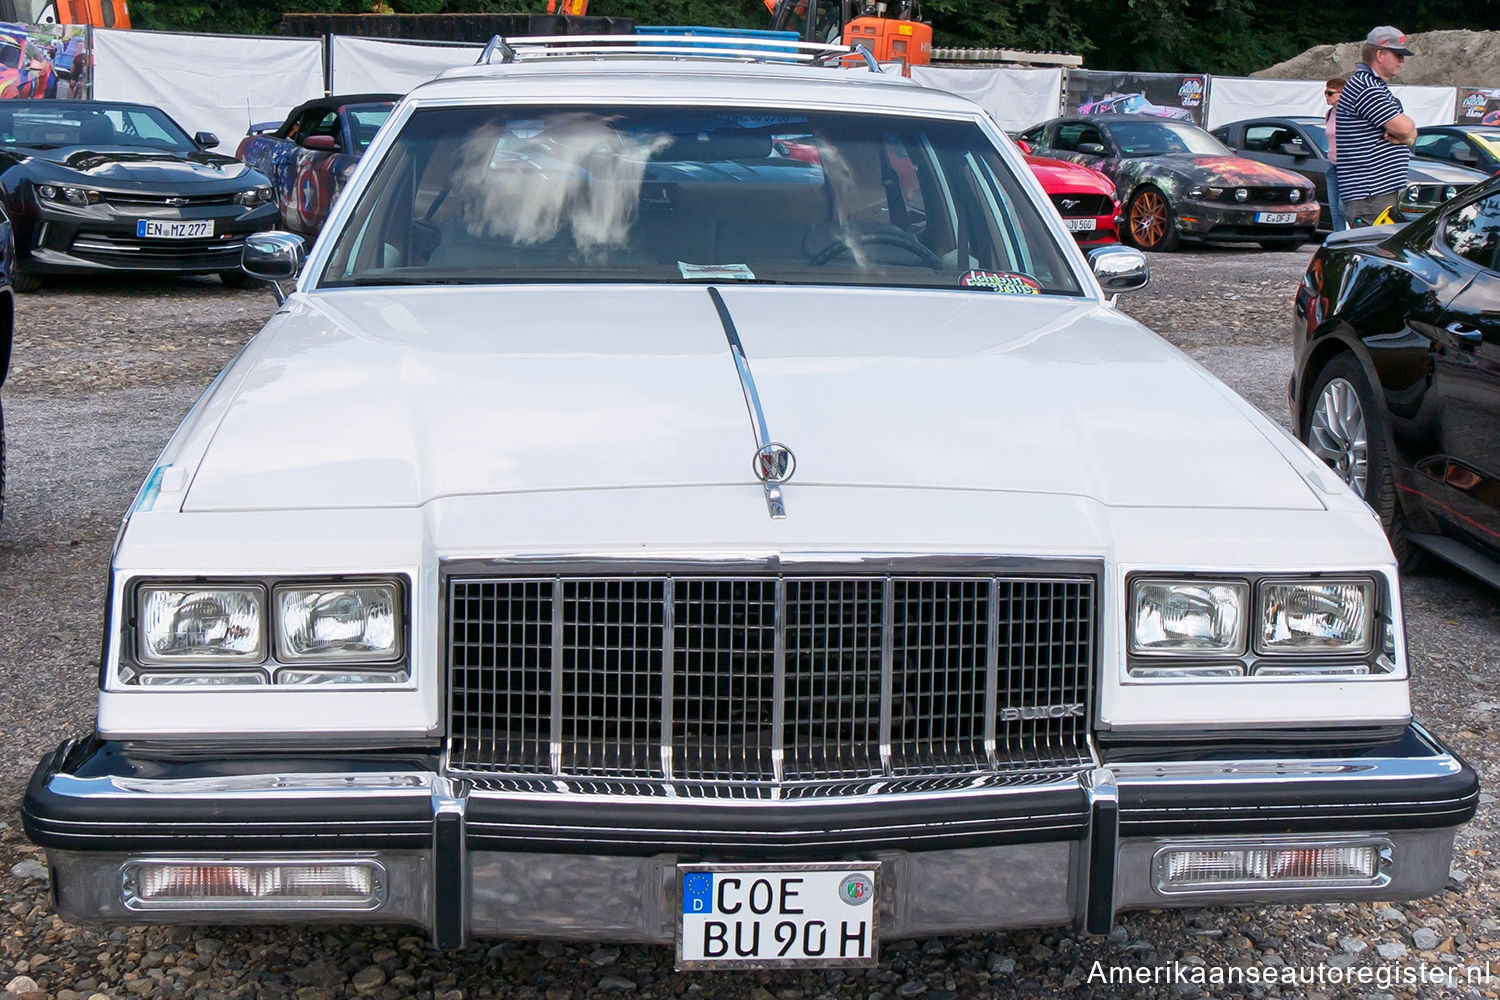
[1302,353,1427,572]
[1126,186,1180,252]
[218,269,258,289]
[0,396,6,522]
[10,259,41,293]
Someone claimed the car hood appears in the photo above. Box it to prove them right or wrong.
[180,285,1320,513]
[25,147,260,187]
[1408,156,1489,185]
[1143,154,1311,188]
[1024,155,1116,196]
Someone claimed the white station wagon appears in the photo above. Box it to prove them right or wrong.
[23,36,1479,970]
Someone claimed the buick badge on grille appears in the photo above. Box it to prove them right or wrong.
[753,443,796,484]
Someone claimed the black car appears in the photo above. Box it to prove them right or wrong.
[1414,125,1500,176]
[0,100,277,291]
[1018,114,1318,251]
[1292,174,1500,586]
[0,202,11,518]
[1215,116,1489,230]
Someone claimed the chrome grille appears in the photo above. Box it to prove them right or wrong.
[100,192,238,207]
[448,571,1095,788]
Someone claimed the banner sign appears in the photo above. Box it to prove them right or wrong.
[1067,70,1208,126]
[1,21,89,100]
[1456,88,1500,125]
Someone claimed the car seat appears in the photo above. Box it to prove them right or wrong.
[77,114,116,146]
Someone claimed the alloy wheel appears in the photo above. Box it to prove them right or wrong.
[1308,376,1369,497]
[1130,190,1168,248]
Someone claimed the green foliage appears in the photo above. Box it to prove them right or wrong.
[123,0,1500,74]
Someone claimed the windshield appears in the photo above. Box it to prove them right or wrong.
[1107,121,1230,157]
[0,104,195,152]
[319,105,1083,295]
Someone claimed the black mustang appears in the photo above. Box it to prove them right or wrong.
[1292,174,1500,586]
[0,100,277,291]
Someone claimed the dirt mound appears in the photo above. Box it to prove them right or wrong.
[1252,29,1500,86]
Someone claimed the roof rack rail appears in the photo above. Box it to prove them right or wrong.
[472,33,881,71]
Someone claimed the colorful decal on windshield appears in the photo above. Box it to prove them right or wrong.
[960,270,1042,294]
[678,261,756,281]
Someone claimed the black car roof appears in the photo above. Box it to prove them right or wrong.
[285,94,402,120]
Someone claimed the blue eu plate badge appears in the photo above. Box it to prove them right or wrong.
[683,871,714,915]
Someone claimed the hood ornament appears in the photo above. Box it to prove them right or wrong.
[753,443,796,518]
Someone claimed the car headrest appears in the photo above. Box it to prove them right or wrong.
[656,129,773,162]
[78,115,116,145]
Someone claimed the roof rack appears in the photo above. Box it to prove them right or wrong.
[474,33,881,72]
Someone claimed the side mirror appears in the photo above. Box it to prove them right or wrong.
[1078,142,1107,155]
[1088,244,1149,293]
[242,231,307,305]
[1015,138,1034,154]
[1454,147,1479,164]
[193,131,218,149]
[1279,141,1310,158]
[302,134,338,151]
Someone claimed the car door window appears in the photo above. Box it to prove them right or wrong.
[1054,123,1102,153]
[1414,133,1455,161]
[1440,191,1500,269]
[1245,125,1300,154]
[1017,124,1047,151]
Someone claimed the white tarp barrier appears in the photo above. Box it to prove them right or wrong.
[91,28,324,154]
[909,65,1062,133]
[331,35,482,95]
[1207,75,1456,129]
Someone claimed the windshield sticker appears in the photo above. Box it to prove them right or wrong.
[678,261,757,281]
[960,270,1042,294]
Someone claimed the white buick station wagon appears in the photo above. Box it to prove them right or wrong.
[22,36,1478,970]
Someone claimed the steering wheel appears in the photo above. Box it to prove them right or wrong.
[809,231,944,269]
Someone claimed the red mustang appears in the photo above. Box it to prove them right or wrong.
[1018,143,1120,248]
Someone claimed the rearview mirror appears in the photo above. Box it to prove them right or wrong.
[1088,245,1150,293]
[1078,142,1107,155]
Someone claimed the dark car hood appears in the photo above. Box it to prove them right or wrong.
[1140,153,1309,187]
[24,147,260,187]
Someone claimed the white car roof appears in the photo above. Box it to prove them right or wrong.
[412,56,975,117]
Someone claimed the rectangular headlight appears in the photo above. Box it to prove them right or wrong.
[137,585,265,664]
[1131,579,1248,656]
[1257,580,1374,655]
[274,582,401,663]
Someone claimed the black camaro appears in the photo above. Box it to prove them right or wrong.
[1292,175,1500,586]
[0,100,277,291]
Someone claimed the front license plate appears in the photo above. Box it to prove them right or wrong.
[1255,212,1296,224]
[136,219,213,239]
[677,862,879,970]
[1064,218,1097,231]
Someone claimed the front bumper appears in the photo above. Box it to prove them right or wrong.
[24,200,278,276]
[1175,199,1319,244]
[22,724,1478,947]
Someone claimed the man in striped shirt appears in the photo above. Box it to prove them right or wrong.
[1334,26,1417,227]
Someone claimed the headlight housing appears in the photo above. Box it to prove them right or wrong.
[37,183,101,206]
[236,185,274,207]
[127,577,407,685]
[274,583,401,662]
[1127,574,1389,679]
[137,585,265,664]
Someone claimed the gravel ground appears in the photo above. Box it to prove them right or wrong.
[0,253,1496,1000]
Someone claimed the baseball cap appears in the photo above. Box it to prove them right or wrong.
[1366,26,1414,56]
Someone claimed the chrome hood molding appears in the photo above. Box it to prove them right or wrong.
[179,284,1319,513]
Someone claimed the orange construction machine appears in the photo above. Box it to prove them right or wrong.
[0,0,129,28]
[765,0,931,65]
